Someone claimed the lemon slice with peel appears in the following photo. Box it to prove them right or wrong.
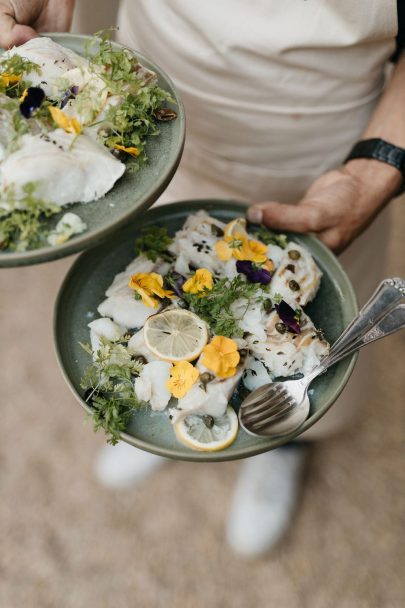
[174,406,238,452]
[143,309,208,362]
[224,217,248,239]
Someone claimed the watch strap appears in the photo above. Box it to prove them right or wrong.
[344,138,405,196]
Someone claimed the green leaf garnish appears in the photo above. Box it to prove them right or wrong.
[134,225,174,262]
[252,226,288,249]
[80,337,145,445]
[0,183,60,251]
[182,275,270,338]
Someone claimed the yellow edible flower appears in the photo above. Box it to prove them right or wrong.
[183,268,213,295]
[114,144,140,157]
[49,106,82,135]
[128,272,174,308]
[166,361,200,399]
[201,336,240,379]
[19,88,28,102]
[1,73,21,87]
[214,233,267,264]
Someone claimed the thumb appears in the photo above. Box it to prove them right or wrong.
[0,14,37,48]
[247,200,325,234]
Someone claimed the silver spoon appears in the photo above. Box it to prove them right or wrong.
[239,278,405,437]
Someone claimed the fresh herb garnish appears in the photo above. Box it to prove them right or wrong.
[85,29,175,167]
[0,183,60,251]
[0,55,41,98]
[182,275,269,338]
[252,226,288,249]
[134,225,174,262]
[80,337,144,445]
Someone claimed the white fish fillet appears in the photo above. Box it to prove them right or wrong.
[127,329,159,362]
[134,361,172,411]
[88,317,126,357]
[0,130,125,206]
[169,210,227,276]
[244,310,328,388]
[176,354,248,419]
[6,37,85,96]
[98,294,157,330]
[270,242,322,306]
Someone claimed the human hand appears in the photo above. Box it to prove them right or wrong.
[0,0,74,48]
[247,160,402,254]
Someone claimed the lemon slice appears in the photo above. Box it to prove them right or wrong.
[143,309,208,362]
[174,406,238,452]
[224,217,248,239]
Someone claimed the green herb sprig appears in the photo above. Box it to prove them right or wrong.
[252,226,288,249]
[80,337,144,445]
[183,275,270,338]
[85,29,174,167]
[0,183,60,251]
[134,225,174,262]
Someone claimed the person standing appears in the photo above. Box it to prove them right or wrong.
[1,0,404,556]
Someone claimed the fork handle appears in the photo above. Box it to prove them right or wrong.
[317,303,405,372]
[330,278,405,358]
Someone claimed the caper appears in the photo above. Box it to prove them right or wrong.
[202,415,215,429]
[134,355,148,365]
[286,264,295,273]
[155,108,178,121]
[239,348,248,363]
[200,372,215,387]
[211,224,224,237]
[275,322,287,334]
[288,249,301,260]
[289,279,300,291]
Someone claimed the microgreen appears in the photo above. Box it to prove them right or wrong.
[182,275,270,338]
[0,183,60,251]
[80,337,145,445]
[134,225,174,262]
[252,226,288,249]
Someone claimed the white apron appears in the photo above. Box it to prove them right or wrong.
[116,0,399,437]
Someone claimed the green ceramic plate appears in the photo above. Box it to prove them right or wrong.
[0,33,185,268]
[54,200,358,462]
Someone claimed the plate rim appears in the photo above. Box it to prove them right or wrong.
[54,199,359,462]
[0,32,185,268]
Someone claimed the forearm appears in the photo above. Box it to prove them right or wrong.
[344,52,405,202]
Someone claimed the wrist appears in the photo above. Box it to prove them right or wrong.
[342,158,402,206]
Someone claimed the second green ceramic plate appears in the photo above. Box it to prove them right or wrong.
[54,200,358,462]
[0,33,185,268]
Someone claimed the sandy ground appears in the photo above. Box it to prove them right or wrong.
[0,197,404,608]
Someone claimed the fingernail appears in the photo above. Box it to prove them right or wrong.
[247,206,263,224]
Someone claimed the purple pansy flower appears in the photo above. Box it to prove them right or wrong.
[236,260,272,285]
[275,299,301,334]
[164,271,186,297]
[61,85,79,109]
[20,87,45,118]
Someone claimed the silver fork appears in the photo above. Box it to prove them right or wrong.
[239,278,405,437]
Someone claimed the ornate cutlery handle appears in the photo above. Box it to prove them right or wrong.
[319,304,405,371]
[330,277,405,357]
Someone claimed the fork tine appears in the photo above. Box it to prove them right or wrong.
[243,399,295,428]
[241,390,291,422]
[248,401,296,431]
[242,385,282,410]
[241,387,288,415]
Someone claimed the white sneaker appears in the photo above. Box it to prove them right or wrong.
[226,445,308,556]
[95,441,167,489]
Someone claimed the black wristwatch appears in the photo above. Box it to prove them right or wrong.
[344,138,405,196]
